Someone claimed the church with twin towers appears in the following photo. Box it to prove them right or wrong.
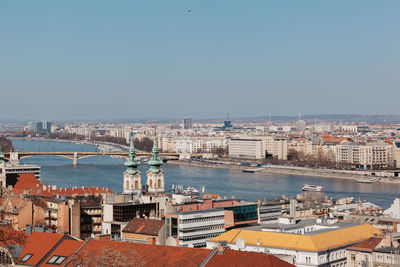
[122,136,165,195]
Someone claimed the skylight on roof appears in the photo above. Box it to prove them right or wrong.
[47,255,66,265]
[21,254,33,262]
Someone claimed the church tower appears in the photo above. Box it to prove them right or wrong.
[146,138,165,194]
[0,145,6,188]
[123,136,142,195]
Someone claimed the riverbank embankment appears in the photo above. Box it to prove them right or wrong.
[10,137,129,151]
[166,160,400,184]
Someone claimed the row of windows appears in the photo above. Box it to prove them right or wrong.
[180,232,222,242]
[259,208,281,213]
[179,224,224,233]
[180,215,224,224]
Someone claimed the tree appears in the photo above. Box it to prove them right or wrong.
[287,149,303,161]
[211,147,228,158]
[134,137,153,152]
[0,225,26,245]
[0,136,14,152]
[70,246,146,267]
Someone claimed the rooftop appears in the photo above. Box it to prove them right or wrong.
[209,224,382,252]
[347,237,383,252]
[122,218,165,236]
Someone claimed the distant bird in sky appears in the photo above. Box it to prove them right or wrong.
[187,9,191,13]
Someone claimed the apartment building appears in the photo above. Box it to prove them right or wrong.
[336,142,392,169]
[159,136,227,153]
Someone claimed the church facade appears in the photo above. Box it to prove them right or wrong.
[123,136,165,195]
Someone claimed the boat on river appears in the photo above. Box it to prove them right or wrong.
[357,178,377,184]
[302,184,323,192]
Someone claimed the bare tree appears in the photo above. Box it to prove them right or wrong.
[70,246,146,267]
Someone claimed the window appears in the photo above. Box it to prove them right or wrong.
[47,255,66,265]
[21,254,33,262]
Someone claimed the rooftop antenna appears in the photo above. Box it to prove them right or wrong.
[227,113,230,121]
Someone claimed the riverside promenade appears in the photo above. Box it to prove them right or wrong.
[167,160,400,184]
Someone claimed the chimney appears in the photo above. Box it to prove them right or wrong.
[290,199,297,219]
[218,241,228,254]
[26,225,33,235]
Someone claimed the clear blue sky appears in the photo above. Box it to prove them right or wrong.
[1,1,399,121]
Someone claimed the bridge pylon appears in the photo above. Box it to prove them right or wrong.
[73,152,78,166]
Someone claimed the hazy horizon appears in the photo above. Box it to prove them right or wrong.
[1,1,399,120]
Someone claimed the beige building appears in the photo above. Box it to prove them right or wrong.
[228,138,264,159]
[288,137,313,156]
[0,196,45,230]
[336,142,392,169]
[346,237,383,267]
[121,218,165,245]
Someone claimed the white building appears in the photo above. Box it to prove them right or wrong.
[228,138,264,159]
[384,198,400,219]
[207,223,381,267]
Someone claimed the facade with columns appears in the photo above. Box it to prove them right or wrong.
[123,137,165,195]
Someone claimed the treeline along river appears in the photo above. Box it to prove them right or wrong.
[10,138,400,208]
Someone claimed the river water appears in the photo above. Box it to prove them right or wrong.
[10,138,400,208]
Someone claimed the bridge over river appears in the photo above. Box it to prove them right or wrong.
[3,151,192,166]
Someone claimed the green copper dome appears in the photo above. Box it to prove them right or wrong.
[124,135,140,174]
[0,144,5,163]
[148,137,163,173]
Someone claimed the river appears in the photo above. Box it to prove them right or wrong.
[10,138,400,208]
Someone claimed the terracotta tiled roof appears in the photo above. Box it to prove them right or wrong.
[41,239,84,267]
[322,136,349,144]
[12,232,292,267]
[10,173,112,197]
[17,232,65,266]
[347,237,383,252]
[122,218,165,236]
[12,173,41,190]
[75,239,292,267]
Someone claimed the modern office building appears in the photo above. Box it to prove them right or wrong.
[165,203,258,248]
[165,208,228,248]
[183,117,193,129]
[28,121,52,133]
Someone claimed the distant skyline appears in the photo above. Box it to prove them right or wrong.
[1,1,399,120]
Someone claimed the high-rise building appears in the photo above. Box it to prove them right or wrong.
[224,113,232,129]
[42,121,52,133]
[28,121,52,133]
[182,117,192,129]
[28,121,43,133]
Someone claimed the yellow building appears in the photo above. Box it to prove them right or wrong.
[207,223,381,267]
